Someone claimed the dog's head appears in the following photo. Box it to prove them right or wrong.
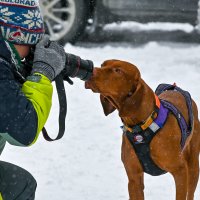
[85,60,143,117]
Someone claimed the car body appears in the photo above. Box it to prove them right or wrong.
[39,0,200,43]
[98,0,198,25]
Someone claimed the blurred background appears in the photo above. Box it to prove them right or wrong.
[39,0,200,44]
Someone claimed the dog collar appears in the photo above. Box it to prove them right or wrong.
[122,94,162,133]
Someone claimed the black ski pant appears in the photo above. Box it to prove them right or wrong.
[0,161,37,200]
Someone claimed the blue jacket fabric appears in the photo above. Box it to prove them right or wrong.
[0,39,38,152]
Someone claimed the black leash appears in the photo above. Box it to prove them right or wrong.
[42,73,67,141]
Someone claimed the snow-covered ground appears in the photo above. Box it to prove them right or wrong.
[2,40,200,200]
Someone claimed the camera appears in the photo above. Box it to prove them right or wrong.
[21,46,94,83]
[62,53,94,81]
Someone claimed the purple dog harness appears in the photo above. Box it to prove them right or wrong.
[122,83,194,176]
[156,84,194,149]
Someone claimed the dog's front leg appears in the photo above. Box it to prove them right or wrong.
[127,173,144,200]
[171,163,188,200]
[121,135,144,200]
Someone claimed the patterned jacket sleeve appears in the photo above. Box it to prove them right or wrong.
[0,40,53,146]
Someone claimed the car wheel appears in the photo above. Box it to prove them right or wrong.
[39,0,89,44]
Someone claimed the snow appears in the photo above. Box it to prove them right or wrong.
[1,41,200,199]
[104,21,195,33]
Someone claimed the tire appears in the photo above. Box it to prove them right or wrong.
[39,0,89,44]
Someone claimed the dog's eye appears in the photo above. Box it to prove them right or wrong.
[114,68,121,73]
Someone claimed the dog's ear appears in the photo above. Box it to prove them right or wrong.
[100,95,116,116]
[119,81,144,118]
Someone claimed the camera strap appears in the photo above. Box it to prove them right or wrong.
[42,74,67,141]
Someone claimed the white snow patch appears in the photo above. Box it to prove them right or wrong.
[104,21,195,33]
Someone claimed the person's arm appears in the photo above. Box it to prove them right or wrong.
[0,36,65,146]
[0,56,41,146]
[24,35,66,144]
[21,74,53,145]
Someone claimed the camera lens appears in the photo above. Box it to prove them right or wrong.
[64,53,94,81]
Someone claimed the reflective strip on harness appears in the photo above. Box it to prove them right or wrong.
[149,122,160,132]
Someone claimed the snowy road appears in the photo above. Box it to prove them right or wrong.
[2,41,200,200]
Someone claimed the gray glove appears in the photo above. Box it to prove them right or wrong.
[32,35,66,81]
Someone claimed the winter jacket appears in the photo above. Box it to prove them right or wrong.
[0,38,53,154]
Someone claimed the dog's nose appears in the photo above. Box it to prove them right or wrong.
[85,81,91,89]
[85,68,98,89]
[88,67,98,80]
[92,67,98,77]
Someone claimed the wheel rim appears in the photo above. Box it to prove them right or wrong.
[39,0,76,41]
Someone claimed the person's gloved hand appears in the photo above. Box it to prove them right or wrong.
[32,35,66,81]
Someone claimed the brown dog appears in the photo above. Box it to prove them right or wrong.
[85,60,200,200]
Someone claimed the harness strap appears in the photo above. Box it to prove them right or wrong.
[123,100,169,176]
[160,100,188,149]
[155,83,194,147]
[173,87,193,132]
[125,128,167,176]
